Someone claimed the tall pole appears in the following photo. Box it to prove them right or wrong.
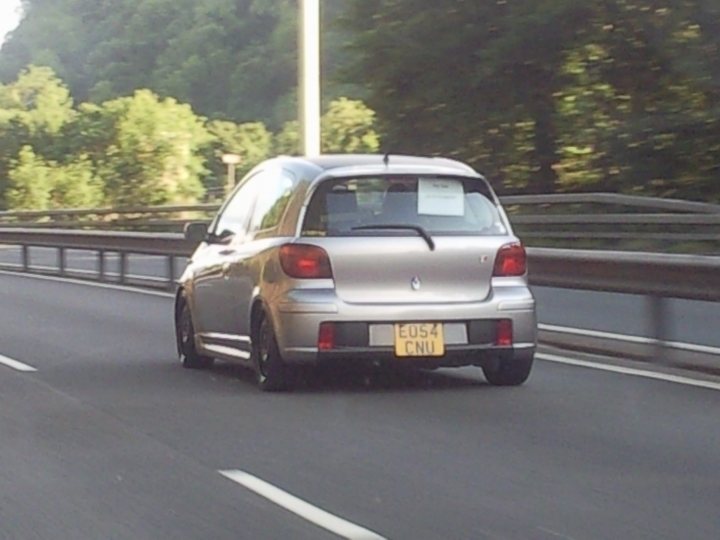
[299,0,321,157]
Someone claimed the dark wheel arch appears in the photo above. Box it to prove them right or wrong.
[250,298,266,340]
[175,288,214,370]
[250,302,292,392]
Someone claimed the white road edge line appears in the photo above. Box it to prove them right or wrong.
[536,352,720,391]
[0,354,37,373]
[539,323,720,356]
[0,269,174,298]
[219,469,386,540]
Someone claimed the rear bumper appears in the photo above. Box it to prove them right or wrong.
[269,283,537,366]
[314,345,535,370]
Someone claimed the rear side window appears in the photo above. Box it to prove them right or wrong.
[249,171,295,233]
[302,176,506,236]
[212,174,261,239]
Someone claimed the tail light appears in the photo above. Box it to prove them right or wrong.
[318,322,336,351]
[493,243,526,277]
[496,319,513,346]
[279,244,332,279]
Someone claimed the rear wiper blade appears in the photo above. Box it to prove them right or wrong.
[352,224,435,251]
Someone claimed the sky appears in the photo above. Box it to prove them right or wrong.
[0,0,22,45]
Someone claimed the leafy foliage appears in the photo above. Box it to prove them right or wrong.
[6,145,52,209]
[321,98,379,153]
[274,98,379,155]
[0,70,215,208]
[342,0,720,199]
[2,0,719,203]
[0,66,380,210]
[0,66,76,207]
[97,90,211,206]
[6,146,102,209]
[1,0,357,129]
[205,120,273,193]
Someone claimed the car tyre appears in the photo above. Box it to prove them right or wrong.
[482,352,533,386]
[176,296,214,370]
[253,312,292,392]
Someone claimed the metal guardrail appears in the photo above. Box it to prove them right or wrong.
[0,229,194,289]
[4,227,717,298]
[528,247,720,368]
[528,248,720,302]
[501,193,720,214]
[0,203,221,219]
[1,192,718,370]
[1,227,719,366]
[2,192,718,251]
[501,193,720,253]
[0,203,220,231]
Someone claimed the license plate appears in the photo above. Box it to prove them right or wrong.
[394,323,445,357]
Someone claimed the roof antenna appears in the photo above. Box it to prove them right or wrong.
[383,152,390,166]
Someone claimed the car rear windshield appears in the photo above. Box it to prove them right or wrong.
[302,176,507,237]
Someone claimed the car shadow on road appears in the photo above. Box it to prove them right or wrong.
[209,362,489,394]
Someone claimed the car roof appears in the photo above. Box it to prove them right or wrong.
[275,154,478,176]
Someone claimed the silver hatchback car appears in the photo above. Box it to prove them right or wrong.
[175,154,536,390]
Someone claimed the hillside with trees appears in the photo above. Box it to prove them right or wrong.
[1,0,719,208]
[0,66,378,209]
[0,0,355,128]
[342,0,720,199]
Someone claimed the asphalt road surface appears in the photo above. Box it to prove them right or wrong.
[1,272,719,539]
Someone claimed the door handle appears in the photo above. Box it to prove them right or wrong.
[219,249,236,256]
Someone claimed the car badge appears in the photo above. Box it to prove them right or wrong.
[410,276,421,291]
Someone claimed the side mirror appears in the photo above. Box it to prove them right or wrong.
[184,222,209,244]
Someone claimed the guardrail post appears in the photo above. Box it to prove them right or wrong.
[58,247,66,276]
[647,295,669,361]
[167,255,176,291]
[119,252,127,284]
[98,250,106,282]
[21,244,29,272]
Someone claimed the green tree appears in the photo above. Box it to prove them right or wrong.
[204,120,273,196]
[321,98,379,153]
[273,97,380,155]
[1,1,359,128]
[273,120,300,155]
[342,0,720,199]
[97,89,211,206]
[552,1,720,199]
[49,154,104,208]
[6,145,52,209]
[0,65,76,207]
[342,0,592,193]
[6,145,103,210]
[0,65,74,132]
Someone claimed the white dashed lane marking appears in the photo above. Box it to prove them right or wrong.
[0,354,37,372]
[219,469,386,540]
